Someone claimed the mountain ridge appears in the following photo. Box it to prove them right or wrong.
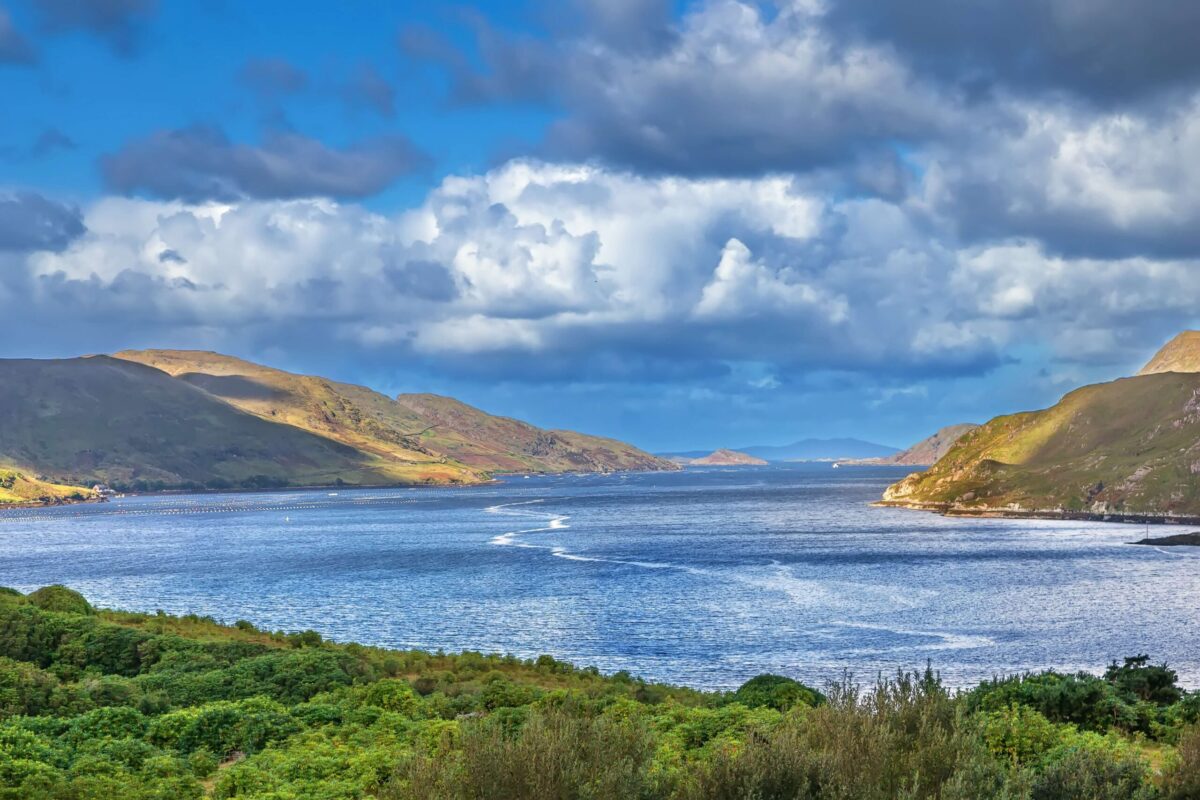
[0,350,674,503]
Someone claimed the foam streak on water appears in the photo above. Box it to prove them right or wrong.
[0,465,1196,691]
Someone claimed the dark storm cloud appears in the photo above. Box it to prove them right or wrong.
[0,192,85,252]
[32,0,158,56]
[826,0,1200,105]
[99,125,430,201]
[0,7,36,64]
[237,57,309,97]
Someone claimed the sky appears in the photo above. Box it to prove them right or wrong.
[2,0,1199,452]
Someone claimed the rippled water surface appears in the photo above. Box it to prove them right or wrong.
[2,465,1198,689]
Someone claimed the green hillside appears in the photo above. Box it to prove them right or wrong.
[0,356,478,493]
[881,368,1200,519]
[0,586,1196,799]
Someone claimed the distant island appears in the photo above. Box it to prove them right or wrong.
[662,437,897,463]
[880,331,1200,522]
[680,448,769,466]
[0,350,676,506]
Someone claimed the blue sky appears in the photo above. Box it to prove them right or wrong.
[2,0,1199,451]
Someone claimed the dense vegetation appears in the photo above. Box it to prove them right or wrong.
[1,586,1198,799]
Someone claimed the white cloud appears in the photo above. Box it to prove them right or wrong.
[9,158,1200,380]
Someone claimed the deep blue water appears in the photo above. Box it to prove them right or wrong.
[2,464,1198,690]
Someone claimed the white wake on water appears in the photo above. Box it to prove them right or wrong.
[484,498,994,652]
[486,499,683,570]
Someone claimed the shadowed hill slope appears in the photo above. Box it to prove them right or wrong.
[0,356,453,491]
[855,424,979,467]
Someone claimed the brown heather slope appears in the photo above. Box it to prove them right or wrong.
[392,393,679,473]
[880,336,1200,520]
[116,350,676,476]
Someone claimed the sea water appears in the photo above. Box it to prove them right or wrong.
[1,464,1196,690]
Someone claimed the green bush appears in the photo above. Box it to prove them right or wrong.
[26,586,92,616]
[732,673,825,711]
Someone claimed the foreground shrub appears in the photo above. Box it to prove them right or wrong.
[388,708,656,800]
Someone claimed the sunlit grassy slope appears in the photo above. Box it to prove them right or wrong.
[1139,330,1200,375]
[0,469,96,506]
[882,371,1200,516]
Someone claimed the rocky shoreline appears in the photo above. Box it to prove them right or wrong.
[872,499,1200,526]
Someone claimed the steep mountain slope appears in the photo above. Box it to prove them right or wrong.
[116,350,675,476]
[0,356,458,490]
[1138,330,1200,375]
[391,393,678,473]
[690,449,768,466]
[880,371,1200,519]
[853,424,979,466]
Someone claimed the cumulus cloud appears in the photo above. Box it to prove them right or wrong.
[0,162,1011,379]
[925,98,1200,258]
[32,0,157,56]
[100,125,429,201]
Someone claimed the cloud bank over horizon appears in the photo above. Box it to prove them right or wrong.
[2,0,1198,448]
